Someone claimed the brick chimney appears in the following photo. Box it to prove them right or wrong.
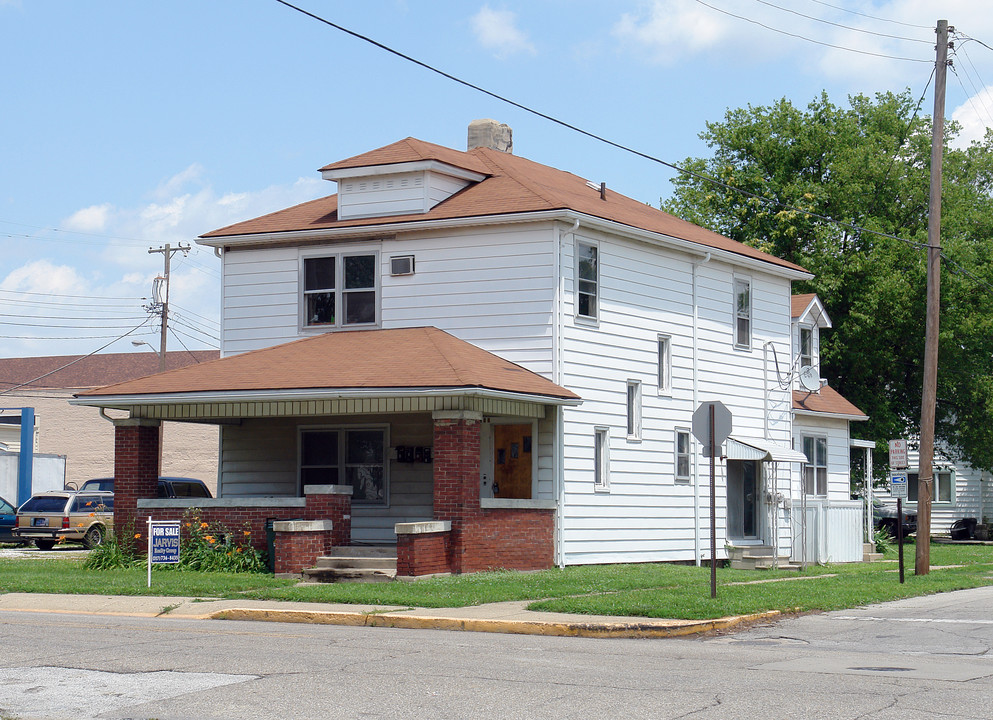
[467,119,513,153]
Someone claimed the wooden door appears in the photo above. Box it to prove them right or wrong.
[492,424,532,499]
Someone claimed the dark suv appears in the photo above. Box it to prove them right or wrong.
[873,500,917,536]
[78,477,212,499]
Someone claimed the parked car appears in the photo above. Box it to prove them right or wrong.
[0,494,19,544]
[872,500,917,537]
[13,490,114,550]
[79,476,212,499]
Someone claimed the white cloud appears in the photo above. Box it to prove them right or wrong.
[951,86,993,147]
[64,203,113,233]
[471,5,536,58]
[1,259,88,296]
[614,0,729,62]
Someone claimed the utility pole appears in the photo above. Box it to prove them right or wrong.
[917,19,950,576]
[147,243,191,372]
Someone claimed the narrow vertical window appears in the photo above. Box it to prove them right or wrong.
[802,435,827,496]
[734,277,751,349]
[626,380,642,440]
[675,429,691,482]
[594,427,609,491]
[577,242,598,320]
[799,326,813,368]
[657,335,671,394]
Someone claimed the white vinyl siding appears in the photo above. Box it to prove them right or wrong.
[559,227,795,565]
[220,226,557,368]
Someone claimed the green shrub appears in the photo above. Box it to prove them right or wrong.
[84,524,141,570]
[177,509,268,574]
[873,527,893,554]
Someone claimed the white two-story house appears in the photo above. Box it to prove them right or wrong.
[75,120,867,575]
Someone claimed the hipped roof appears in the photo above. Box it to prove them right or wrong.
[201,138,806,275]
[0,351,218,391]
[76,327,579,402]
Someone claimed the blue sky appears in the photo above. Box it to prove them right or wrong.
[1,0,990,359]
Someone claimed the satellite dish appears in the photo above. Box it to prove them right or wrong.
[798,365,821,392]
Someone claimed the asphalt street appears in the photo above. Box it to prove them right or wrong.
[0,586,991,719]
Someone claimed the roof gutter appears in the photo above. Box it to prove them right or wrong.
[70,385,584,410]
[198,209,812,281]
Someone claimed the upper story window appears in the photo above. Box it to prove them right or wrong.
[802,435,827,496]
[658,335,671,395]
[576,241,598,320]
[734,277,751,349]
[799,326,813,368]
[303,253,378,329]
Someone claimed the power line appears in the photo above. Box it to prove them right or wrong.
[0,317,154,395]
[748,0,931,44]
[0,288,139,302]
[802,0,931,30]
[272,0,936,256]
[692,0,931,62]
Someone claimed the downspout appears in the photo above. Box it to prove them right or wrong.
[691,251,711,566]
[762,340,778,566]
[554,219,579,568]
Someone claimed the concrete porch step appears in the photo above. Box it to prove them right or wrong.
[727,545,796,571]
[302,545,398,583]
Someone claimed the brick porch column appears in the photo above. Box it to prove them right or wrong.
[113,418,160,543]
[432,410,482,574]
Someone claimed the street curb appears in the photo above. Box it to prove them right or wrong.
[209,608,781,638]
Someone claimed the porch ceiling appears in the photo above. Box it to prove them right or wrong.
[99,392,551,422]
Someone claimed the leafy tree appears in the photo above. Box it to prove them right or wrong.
[664,91,993,471]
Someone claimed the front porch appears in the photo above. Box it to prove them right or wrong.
[78,328,580,578]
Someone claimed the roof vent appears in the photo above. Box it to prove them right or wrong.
[467,119,513,154]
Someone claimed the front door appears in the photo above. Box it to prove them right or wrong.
[492,423,533,499]
[727,460,759,541]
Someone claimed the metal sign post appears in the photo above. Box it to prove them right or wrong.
[890,471,908,583]
[147,518,181,587]
[693,401,732,599]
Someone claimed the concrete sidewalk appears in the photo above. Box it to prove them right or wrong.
[0,592,779,639]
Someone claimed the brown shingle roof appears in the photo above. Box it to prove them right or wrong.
[202,140,807,275]
[0,351,218,391]
[793,386,866,419]
[791,293,818,318]
[77,327,579,401]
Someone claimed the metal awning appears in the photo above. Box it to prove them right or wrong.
[725,435,809,463]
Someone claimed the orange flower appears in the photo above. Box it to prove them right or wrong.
[243,530,251,536]
[200,522,208,529]
[236,547,243,553]
[134,533,142,539]
[205,535,215,543]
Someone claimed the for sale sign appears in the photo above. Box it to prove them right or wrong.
[150,521,181,563]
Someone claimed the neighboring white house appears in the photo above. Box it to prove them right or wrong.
[876,450,992,534]
[74,121,869,572]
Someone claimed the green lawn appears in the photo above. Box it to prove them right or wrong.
[1,542,990,620]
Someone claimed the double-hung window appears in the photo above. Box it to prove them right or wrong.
[802,435,827,496]
[300,427,388,504]
[799,326,813,368]
[576,241,598,320]
[734,277,751,349]
[303,252,378,328]
[908,471,953,503]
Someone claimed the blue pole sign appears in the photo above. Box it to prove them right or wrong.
[890,471,908,500]
[147,519,181,587]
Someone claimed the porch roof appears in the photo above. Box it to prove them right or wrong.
[70,327,580,420]
[726,435,810,464]
[793,385,867,421]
